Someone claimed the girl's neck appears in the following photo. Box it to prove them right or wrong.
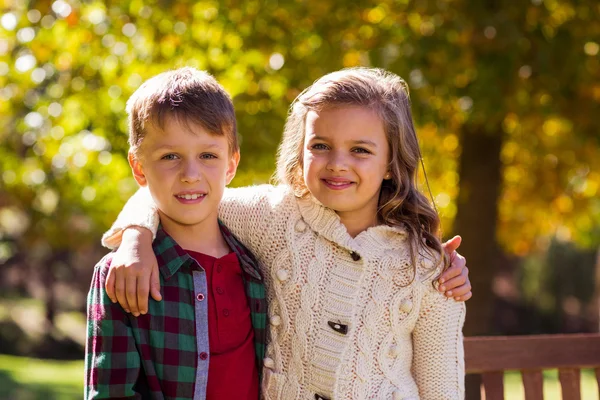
[337,210,379,238]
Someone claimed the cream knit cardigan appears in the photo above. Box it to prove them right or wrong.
[103,185,466,400]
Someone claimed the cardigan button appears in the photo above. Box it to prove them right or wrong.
[389,344,400,357]
[276,269,289,281]
[392,390,402,400]
[314,395,331,400]
[350,251,361,261]
[399,299,413,313]
[271,315,282,326]
[264,357,275,369]
[327,320,348,334]
[295,219,307,232]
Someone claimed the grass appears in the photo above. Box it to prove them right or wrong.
[504,369,598,399]
[0,355,83,400]
[0,354,598,399]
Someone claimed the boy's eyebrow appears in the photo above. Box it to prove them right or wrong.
[150,142,225,151]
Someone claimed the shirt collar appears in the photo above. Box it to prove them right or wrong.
[153,224,193,281]
[152,222,263,282]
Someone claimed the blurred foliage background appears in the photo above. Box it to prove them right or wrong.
[0,0,599,398]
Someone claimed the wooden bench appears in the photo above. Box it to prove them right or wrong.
[464,333,600,400]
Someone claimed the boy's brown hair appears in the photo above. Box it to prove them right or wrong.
[126,67,238,155]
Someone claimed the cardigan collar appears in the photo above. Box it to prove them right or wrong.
[294,191,408,254]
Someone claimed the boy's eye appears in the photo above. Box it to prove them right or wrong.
[352,147,371,154]
[311,143,329,150]
[200,153,217,160]
[161,153,179,160]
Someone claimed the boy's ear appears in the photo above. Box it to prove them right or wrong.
[128,151,147,187]
[225,151,240,185]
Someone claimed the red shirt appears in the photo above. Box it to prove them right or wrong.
[187,250,259,400]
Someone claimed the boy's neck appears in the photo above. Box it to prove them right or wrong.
[158,212,230,258]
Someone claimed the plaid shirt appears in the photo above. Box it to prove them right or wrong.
[85,222,267,399]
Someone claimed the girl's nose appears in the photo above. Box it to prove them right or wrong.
[326,151,349,172]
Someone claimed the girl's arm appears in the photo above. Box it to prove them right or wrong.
[412,278,466,399]
[101,187,161,316]
[101,185,279,315]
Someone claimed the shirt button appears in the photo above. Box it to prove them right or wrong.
[216,263,222,273]
[263,357,275,369]
[199,352,208,360]
[276,269,289,281]
[350,251,361,261]
[270,315,282,326]
[223,309,230,317]
[216,287,224,295]
[196,293,205,301]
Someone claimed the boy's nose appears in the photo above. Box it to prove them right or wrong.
[180,161,202,183]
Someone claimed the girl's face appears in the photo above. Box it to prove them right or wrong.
[303,105,390,230]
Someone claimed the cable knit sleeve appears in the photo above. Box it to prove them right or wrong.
[101,187,159,249]
[218,184,285,255]
[412,272,466,399]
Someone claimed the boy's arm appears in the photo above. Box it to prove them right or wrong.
[439,236,472,302]
[412,279,466,399]
[85,256,142,399]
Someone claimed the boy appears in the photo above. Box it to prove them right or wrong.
[85,68,266,399]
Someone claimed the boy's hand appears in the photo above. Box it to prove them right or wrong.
[105,227,161,316]
[438,236,472,302]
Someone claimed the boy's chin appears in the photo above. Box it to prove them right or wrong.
[158,211,215,228]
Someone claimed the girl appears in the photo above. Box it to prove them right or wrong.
[105,68,466,399]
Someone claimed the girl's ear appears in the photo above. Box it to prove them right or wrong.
[225,151,240,185]
[128,151,147,186]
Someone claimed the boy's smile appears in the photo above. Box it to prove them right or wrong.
[129,115,239,238]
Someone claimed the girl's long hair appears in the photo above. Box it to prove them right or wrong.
[275,67,447,273]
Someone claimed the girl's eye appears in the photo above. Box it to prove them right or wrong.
[161,153,179,160]
[311,143,329,150]
[200,153,217,160]
[352,147,371,154]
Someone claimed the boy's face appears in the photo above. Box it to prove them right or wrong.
[129,115,239,231]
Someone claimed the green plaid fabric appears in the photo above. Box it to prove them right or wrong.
[85,222,267,399]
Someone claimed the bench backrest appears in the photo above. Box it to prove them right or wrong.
[464,333,600,400]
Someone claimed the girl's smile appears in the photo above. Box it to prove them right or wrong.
[303,105,390,237]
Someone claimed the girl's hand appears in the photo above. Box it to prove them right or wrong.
[438,236,472,302]
[105,227,161,316]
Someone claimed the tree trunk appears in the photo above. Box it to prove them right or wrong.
[453,126,504,399]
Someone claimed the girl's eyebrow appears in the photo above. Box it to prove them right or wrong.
[352,139,377,147]
[309,136,377,148]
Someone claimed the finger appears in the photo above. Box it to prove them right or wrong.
[438,264,462,287]
[442,235,462,255]
[126,276,140,316]
[454,292,473,302]
[150,264,163,302]
[137,274,150,315]
[105,267,117,303]
[448,283,472,298]
[115,272,131,313]
[440,274,467,294]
